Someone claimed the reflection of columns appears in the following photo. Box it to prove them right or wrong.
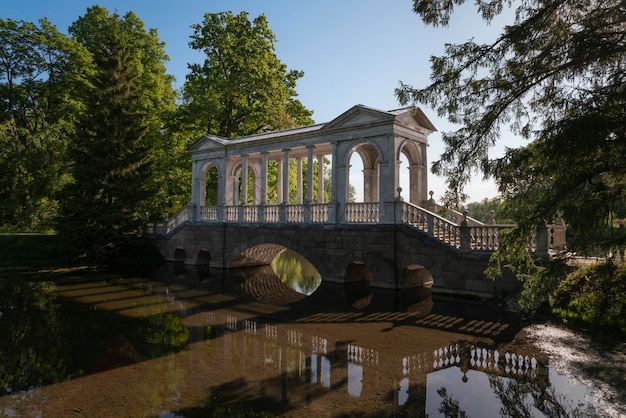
[306,146,314,203]
[296,157,303,204]
[240,154,248,205]
[317,155,325,203]
[276,158,283,204]
[282,149,290,204]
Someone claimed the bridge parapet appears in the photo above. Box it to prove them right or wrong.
[145,201,565,256]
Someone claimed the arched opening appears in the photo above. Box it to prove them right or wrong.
[348,143,380,203]
[344,261,373,308]
[400,264,433,289]
[235,163,256,205]
[271,248,321,295]
[173,247,186,263]
[197,249,211,265]
[399,152,410,202]
[398,141,427,205]
[204,165,219,205]
[230,244,322,304]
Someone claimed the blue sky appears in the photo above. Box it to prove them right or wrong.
[2,0,522,203]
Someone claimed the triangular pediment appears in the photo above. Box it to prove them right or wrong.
[393,107,437,133]
[187,134,230,153]
[323,104,437,133]
[322,105,395,130]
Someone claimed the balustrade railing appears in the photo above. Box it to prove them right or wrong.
[144,201,564,255]
[310,203,328,223]
[201,206,218,221]
[346,202,380,223]
[286,204,305,223]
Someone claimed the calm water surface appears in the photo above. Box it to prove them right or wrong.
[1,262,624,417]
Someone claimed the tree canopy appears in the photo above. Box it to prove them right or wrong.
[0,18,89,231]
[179,11,314,138]
[397,0,626,257]
[58,6,177,259]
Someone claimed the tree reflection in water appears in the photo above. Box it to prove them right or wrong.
[0,273,189,393]
[435,373,595,418]
[270,248,321,295]
[0,277,67,394]
[1,266,618,417]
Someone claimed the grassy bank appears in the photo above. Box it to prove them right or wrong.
[0,234,70,266]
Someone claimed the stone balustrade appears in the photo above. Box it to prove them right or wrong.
[145,200,566,256]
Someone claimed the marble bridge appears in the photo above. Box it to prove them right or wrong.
[145,105,565,296]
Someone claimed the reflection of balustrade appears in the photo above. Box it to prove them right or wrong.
[347,344,379,367]
[197,310,547,410]
[312,335,327,354]
[431,343,539,378]
[244,319,258,335]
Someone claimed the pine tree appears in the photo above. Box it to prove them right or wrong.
[59,15,154,260]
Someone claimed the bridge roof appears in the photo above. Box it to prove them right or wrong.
[187,105,437,156]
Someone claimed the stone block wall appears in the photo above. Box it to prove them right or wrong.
[146,222,520,297]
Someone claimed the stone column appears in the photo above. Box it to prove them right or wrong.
[282,149,290,204]
[296,157,303,204]
[363,169,377,203]
[317,154,325,203]
[216,159,226,222]
[408,164,423,206]
[306,146,314,203]
[258,152,267,223]
[240,154,248,206]
[276,157,283,204]
[189,160,203,221]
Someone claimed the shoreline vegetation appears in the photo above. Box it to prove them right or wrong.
[1,233,625,336]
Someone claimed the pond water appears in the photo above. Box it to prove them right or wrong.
[0,262,624,417]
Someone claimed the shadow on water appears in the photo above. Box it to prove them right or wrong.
[0,263,618,417]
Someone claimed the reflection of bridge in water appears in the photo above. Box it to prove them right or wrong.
[146,105,566,297]
[192,309,547,413]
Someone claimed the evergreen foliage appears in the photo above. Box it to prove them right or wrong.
[552,262,626,334]
[58,7,175,260]
[398,0,626,289]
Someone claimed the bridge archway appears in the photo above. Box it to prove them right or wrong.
[228,242,323,302]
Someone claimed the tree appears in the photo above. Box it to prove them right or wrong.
[58,7,176,260]
[179,11,314,139]
[397,1,625,277]
[0,19,89,231]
